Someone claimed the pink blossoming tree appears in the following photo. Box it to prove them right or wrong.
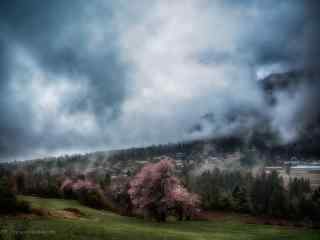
[60,178,97,196]
[60,178,108,209]
[128,158,200,221]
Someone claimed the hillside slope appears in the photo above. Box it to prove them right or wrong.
[1,196,319,240]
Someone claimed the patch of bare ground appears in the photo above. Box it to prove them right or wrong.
[13,207,86,220]
[50,210,82,219]
[199,211,309,229]
[63,208,85,217]
[49,207,85,219]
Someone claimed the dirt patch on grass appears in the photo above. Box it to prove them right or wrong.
[200,211,304,228]
[50,210,81,219]
[63,208,84,216]
[49,208,85,220]
[31,208,50,217]
[15,207,86,220]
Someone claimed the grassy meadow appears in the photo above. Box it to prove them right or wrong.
[0,196,318,240]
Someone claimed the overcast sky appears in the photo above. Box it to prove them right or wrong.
[0,1,318,161]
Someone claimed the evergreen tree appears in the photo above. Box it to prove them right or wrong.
[0,176,17,214]
[232,186,250,213]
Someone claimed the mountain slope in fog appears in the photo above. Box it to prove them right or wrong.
[190,70,320,158]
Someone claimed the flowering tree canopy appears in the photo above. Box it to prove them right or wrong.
[109,176,132,216]
[60,179,97,194]
[59,178,110,209]
[128,158,200,221]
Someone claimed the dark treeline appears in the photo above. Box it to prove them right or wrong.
[1,159,320,227]
[4,133,318,176]
[1,132,320,226]
[191,169,320,227]
[5,137,245,168]
[0,167,31,215]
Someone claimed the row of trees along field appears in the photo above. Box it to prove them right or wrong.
[1,158,320,226]
[5,135,296,175]
[0,168,31,215]
[191,169,320,225]
[1,158,201,222]
[58,159,201,222]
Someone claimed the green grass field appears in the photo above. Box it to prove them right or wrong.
[0,196,319,240]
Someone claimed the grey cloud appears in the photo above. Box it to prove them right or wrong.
[0,0,128,160]
[0,0,317,161]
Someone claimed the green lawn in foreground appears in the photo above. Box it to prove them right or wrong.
[0,196,319,240]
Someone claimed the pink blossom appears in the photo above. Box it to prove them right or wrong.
[60,178,73,192]
[72,179,96,191]
[128,157,200,219]
[60,178,97,193]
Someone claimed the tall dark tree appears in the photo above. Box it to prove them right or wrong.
[232,186,250,213]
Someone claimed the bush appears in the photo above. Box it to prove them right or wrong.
[128,159,200,222]
[60,178,114,211]
[0,177,31,215]
[15,200,31,213]
[0,177,17,214]
[109,177,132,216]
[78,188,108,210]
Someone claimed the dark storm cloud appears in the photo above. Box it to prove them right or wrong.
[0,0,315,161]
[305,0,320,71]
[193,1,305,70]
[301,0,320,126]
[0,0,128,160]
[0,36,34,158]
[240,1,304,67]
[0,0,126,115]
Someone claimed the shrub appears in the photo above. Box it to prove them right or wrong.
[15,200,31,213]
[0,177,17,214]
[128,158,200,222]
[109,176,132,216]
[0,176,31,215]
[60,178,75,199]
[77,188,107,209]
[60,178,113,211]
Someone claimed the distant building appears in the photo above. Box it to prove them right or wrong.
[175,152,186,160]
[265,166,283,174]
[175,160,184,168]
[136,160,149,165]
[284,161,300,166]
[283,156,301,166]
[265,163,320,188]
[290,165,320,188]
[291,165,320,171]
